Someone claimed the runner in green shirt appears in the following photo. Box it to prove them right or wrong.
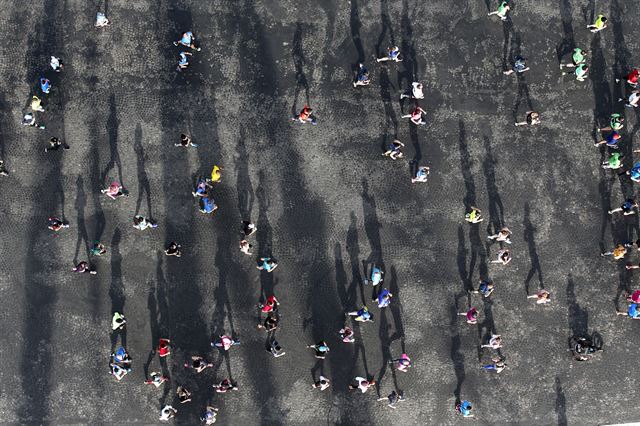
[599,113,624,132]
[560,47,587,69]
[602,152,623,170]
[488,1,510,21]
[587,15,607,33]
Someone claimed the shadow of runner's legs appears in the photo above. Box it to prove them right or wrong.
[134,123,152,217]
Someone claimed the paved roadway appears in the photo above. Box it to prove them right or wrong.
[1,0,639,424]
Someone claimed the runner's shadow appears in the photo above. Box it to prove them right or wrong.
[483,135,504,236]
[256,170,275,299]
[566,274,588,338]
[73,176,90,264]
[375,0,395,59]
[350,0,365,66]
[291,23,310,116]
[450,302,465,404]
[134,123,152,217]
[101,94,124,187]
[556,0,576,63]
[523,203,544,294]
[235,130,254,220]
[397,0,418,88]
[555,376,568,426]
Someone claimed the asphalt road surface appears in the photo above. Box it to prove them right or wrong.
[2,0,640,424]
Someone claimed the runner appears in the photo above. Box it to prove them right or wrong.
[594,131,621,148]
[213,334,240,351]
[201,406,219,425]
[458,307,478,324]
[164,242,182,257]
[158,338,171,357]
[144,372,169,388]
[292,105,317,124]
[175,133,198,147]
[559,47,587,69]
[487,227,512,244]
[339,326,355,343]
[133,215,158,230]
[376,46,402,63]
[353,63,370,87]
[601,152,623,170]
[481,334,502,349]
[491,249,511,265]
[0,160,8,177]
[348,376,376,393]
[400,82,424,100]
[602,244,627,260]
[469,280,495,298]
[159,406,177,422]
[112,312,126,331]
[587,14,607,33]
[374,288,393,308]
[22,112,45,129]
[48,217,69,231]
[213,379,239,393]
[95,12,110,27]
[184,355,213,373]
[44,137,69,152]
[306,341,330,359]
[257,257,278,272]
[267,339,286,357]
[312,376,331,391]
[40,78,51,94]
[101,181,127,199]
[616,303,640,319]
[177,52,193,71]
[401,105,426,125]
[50,55,64,72]
[514,111,540,127]
[562,63,589,81]
[503,56,530,75]
[411,166,430,183]
[382,140,405,160]
[199,196,218,214]
[174,31,201,51]
[599,113,624,132]
[72,261,97,275]
[608,199,638,216]
[242,220,257,236]
[348,306,374,322]
[366,265,384,286]
[389,353,412,372]
[488,1,510,21]
[177,386,192,404]
[378,391,405,409]
[240,239,253,255]
[481,356,507,373]
[527,289,551,304]
[455,400,474,418]
[465,207,483,223]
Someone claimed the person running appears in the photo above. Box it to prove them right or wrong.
[348,306,374,322]
[504,56,529,75]
[491,249,511,265]
[145,372,169,388]
[240,239,252,255]
[258,295,279,313]
[40,78,51,94]
[382,140,405,160]
[0,160,8,177]
[378,391,405,409]
[376,46,402,63]
[112,312,126,331]
[213,334,240,351]
[213,379,238,393]
[602,244,627,260]
[527,289,551,304]
[242,220,257,236]
[95,12,110,27]
[257,257,278,272]
[559,47,587,69]
[184,355,213,373]
[206,166,223,186]
[340,326,355,343]
[159,405,177,422]
[488,1,510,21]
[199,197,218,214]
[389,353,412,372]
[48,217,68,231]
[192,177,212,197]
[594,131,621,148]
[622,69,640,87]
[616,303,640,319]
[133,215,157,230]
[201,406,219,425]
[470,280,495,298]
[177,386,192,404]
[458,307,478,324]
[599,113,624,132]
[400,82,424,100]
[481,334,502,349]
[307,341,330,359]
[488,227,512,244]
[175,133,198,147]
[622,90,640,108]
[602,152,623,170]
[481,356,507,373]
[44,137,69,152]
[292,105,317,124]
[50,55,64,72]
[174,31,201,51]
[158,338,171,357]
[258,312,279,332]
[514,111,540,127]
[587,14,607,33]
[626,290,640,304]
[73,261,97,275]
[629,162,640,182]
[109,360,130,381]
[562,64,589,81]
[312,375,331,391]
[465,206,483,223]
[101,181,127,199]
[353,63,370,87]
[401,106,426,125]
[456,400,474,418]
[177,51,193,71]
[411,166,430,183]
[374,288,393,308]
[609,199,638,215]
[267,339,286,357]
[349,376,376,393]
[164,242,182,257]
[22,112,45,129]
[31,96,45,112]
[366,266,384,286]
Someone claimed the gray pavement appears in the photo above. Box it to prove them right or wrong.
[1,0,640,424]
